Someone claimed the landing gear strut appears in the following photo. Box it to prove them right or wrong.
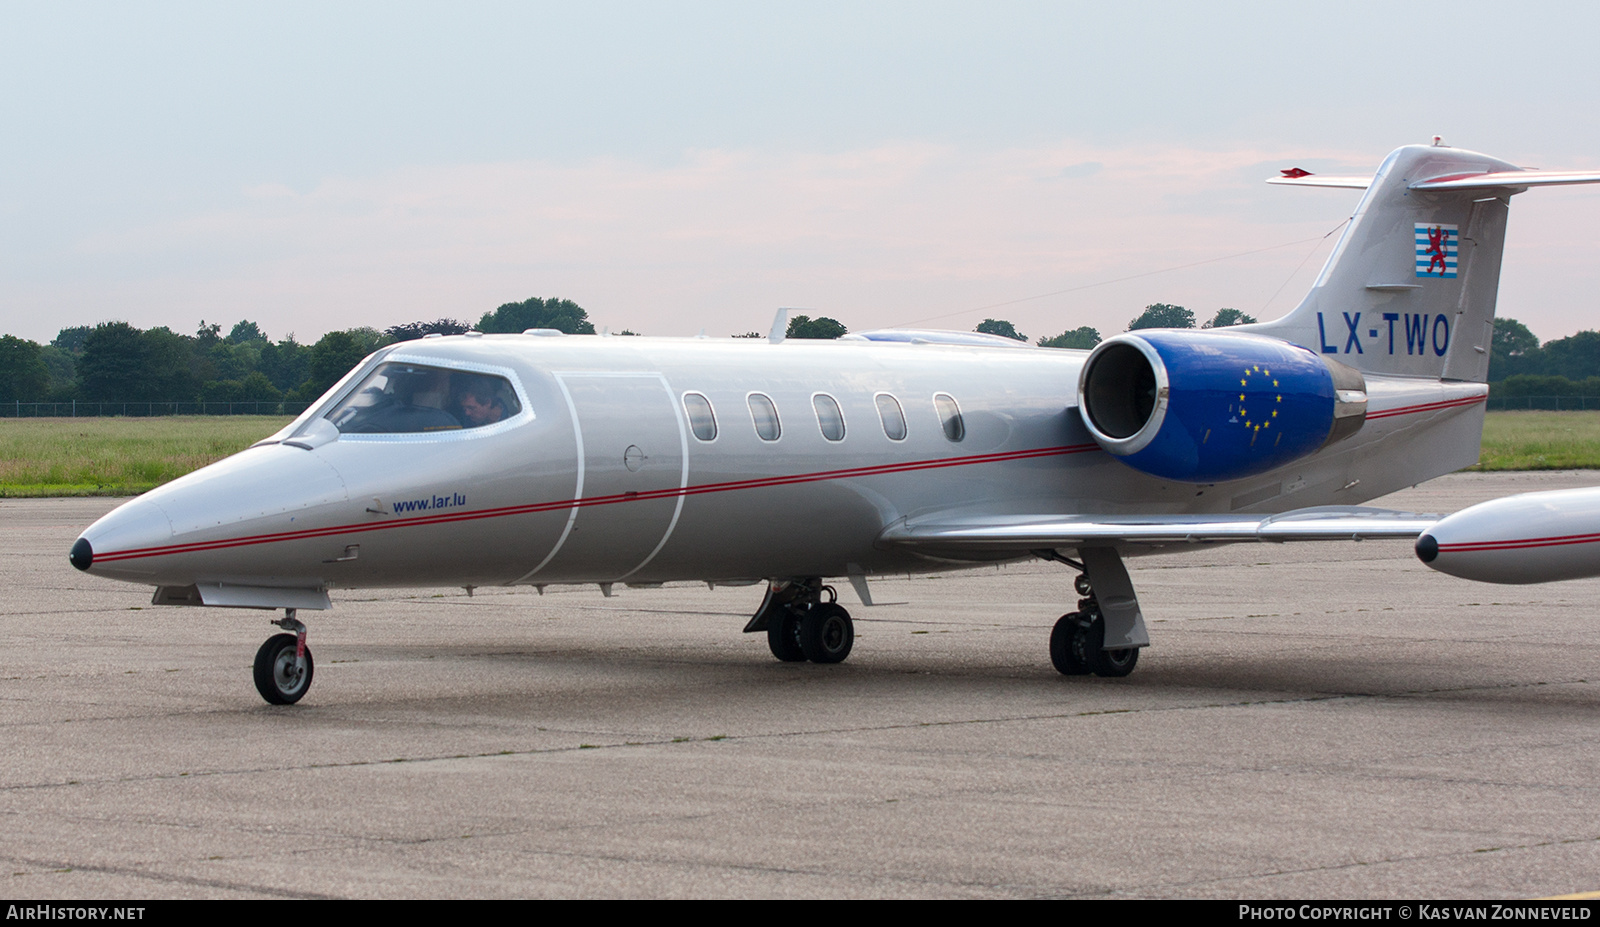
[253,609,314,704]
[746,579,855,665]
[1037,548,1148,678]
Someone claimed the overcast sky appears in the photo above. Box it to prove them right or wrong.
[3,0,1598,346]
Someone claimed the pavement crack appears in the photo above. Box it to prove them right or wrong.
[4,664,1590,801]
[2,677,1588,793]
[0,852,340,899]
[1070,833,1600,898]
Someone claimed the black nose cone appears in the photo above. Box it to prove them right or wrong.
[1415,533,1438,563]
[69,537,93,571]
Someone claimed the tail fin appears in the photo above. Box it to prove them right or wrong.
[1244,142,1600,382]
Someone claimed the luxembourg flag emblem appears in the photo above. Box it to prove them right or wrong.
[1415,223,1459,278]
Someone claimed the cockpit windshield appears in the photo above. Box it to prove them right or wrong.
[323,362,523,434]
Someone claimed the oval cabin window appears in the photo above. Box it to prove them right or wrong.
[934,393,965,442]
[875,394,907,441]
[683,392,717,441]
[748,393,781,441]
[813,394,846,442]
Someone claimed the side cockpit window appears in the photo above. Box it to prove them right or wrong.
[325,363,523,434]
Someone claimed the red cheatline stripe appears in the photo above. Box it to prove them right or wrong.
[1366,393,1486,421]
[94,443,1101,563]
[1438,533,1600,554]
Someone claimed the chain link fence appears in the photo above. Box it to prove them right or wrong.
[0,401,311,418]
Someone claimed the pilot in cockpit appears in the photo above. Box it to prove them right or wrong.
[454,374,508,427]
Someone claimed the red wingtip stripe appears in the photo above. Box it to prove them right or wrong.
[1437,533,1600,554]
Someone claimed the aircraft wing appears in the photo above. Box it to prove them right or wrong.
[880,505,1439,554]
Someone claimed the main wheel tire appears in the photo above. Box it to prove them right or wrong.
[1091,629,1140,677]
[799,603,854,664]
[1049,612,1092,676]
[253,633,314,705]
[1093,645,1139,677]
[1081,614,1140,678]
[767,607,807,662]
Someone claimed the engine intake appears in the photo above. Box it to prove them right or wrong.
[1078,330,1366,483]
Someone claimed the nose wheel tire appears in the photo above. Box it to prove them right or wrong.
[1050,612,1138,678]
[800,603,854,664]
[253,633,314,704]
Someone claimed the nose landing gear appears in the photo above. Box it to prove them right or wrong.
[253,609,314,704]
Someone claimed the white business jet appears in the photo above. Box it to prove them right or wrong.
[69,140,1600,703]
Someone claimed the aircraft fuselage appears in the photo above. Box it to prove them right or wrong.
[81,336,1107,590]
[76,330,1491,601]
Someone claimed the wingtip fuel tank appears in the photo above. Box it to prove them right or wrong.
[1416,487,1600,584]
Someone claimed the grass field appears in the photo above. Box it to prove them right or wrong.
[0,416,292,497]
[1473,411,1600,471]
[0,410,1595,497]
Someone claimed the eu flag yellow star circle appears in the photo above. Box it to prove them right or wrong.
[1237,364,1283,444]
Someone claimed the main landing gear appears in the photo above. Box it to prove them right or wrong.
[745,579,855,664]
[1050,574,1139,677]
[1036,547,1149,679]
[253,609,314,704]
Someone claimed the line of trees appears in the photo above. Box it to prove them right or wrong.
[0,297,595,404]
[1487,318,1600,400]
[980,304,1257,350]
[4,295,1596,405]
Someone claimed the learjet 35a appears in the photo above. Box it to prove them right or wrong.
[70,141,1600,704]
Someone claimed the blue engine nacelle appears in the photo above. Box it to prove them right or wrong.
[1077,330,1367,483]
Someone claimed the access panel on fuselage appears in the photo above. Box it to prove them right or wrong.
[528,373,688,582]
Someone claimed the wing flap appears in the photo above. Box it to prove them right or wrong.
[881,505,1439,553]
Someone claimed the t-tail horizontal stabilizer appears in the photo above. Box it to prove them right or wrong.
[1247,140,1600,384]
